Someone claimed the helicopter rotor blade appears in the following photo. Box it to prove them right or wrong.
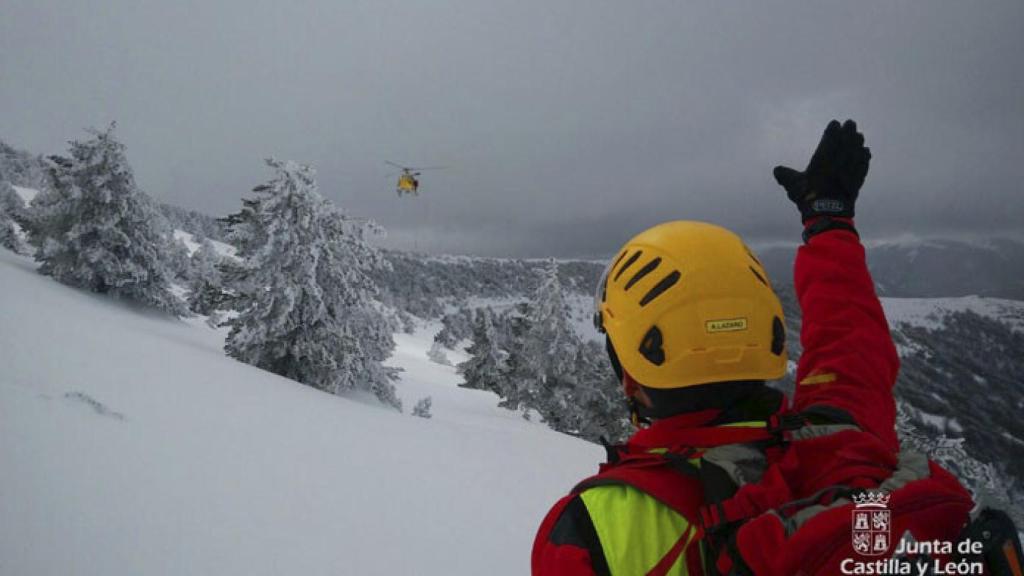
[384,160,406,170]
[408,165,447,172]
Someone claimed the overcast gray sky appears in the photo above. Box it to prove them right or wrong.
[2,1,1022,256]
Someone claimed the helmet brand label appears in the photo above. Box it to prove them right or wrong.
[706,318,747,333]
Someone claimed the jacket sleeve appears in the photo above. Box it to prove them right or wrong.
[791,219,900,453]
[532,495,610,576]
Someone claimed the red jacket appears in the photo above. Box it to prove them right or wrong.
[532,222,918,575]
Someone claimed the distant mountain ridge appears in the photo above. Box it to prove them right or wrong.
[4,136,1021,299]
[756,236,1024,300]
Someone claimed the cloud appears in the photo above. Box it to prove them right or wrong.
[1,0,1021,256]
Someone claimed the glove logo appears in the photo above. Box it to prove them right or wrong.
[812,198,846,214]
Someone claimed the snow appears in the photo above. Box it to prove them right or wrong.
[864,232,1024,251]
[0,249,601,576]
[565,292,603,342]
[917,409,947,431]
[863,233,949,251]
[173,229,238,260]
[11,185,39,206]
[1002,432,1024,447]
[7,187,40,244]
[881,295,1024,333]
[909,405,965,437]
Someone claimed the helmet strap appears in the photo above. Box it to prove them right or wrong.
[623,372,652,428]
[628,396,651,429]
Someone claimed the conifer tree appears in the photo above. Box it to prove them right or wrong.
[458,307,507,393]
[0,182,24,252]
[513,260,581,422]
[223,159,400,409]
[525,260,580,378]
[568,340,631,442]
[427,340,452,366]
[26,125,184,314]
[412,396,433,419]
[187,237,225,315]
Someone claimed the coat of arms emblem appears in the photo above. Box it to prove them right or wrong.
[852,491,891,556]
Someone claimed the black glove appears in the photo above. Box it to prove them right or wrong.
[773,119,871,222]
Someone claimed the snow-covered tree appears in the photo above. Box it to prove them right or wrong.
[25,125,184,315]
[0,181,26,252]
[567,340,631,443]
[435,307,474,348]
[524,260,580,381]
[896,400,1021,527]
[458,307,507,393]
[491,304,536,412]
[219,196,265,256]
[412,396,433,419]
[502,260,581,421]
[187,237,225,315]
[427,340,452,366]
[0,139,51,192]
[223,159,400,409]
[165,236,194,283]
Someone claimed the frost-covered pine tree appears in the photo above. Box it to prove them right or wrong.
[223,159,400,409]
[524,260,580,380]
[412,396,433,419]
[187,237,225,315]
[493,304,537,413]
[165,235,194,283]
[508,260,581,425]
[568,340,631,442]
[219,197,265,256]
[427,340,452,366]
[458,307,507,393]
[25,125,185,314]
[0,181,25,252]
[435,307,474,348]
[896,400,1021,527]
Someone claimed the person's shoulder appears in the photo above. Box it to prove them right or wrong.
[547,495,596,547]
[534,493,611,576]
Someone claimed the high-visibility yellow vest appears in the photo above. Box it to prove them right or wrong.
[577,422,766,575]
[579,484,702,575]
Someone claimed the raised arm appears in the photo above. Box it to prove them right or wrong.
[773,120,900,452]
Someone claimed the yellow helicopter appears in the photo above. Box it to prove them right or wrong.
[386,161,446,197]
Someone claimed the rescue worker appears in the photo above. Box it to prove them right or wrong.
[531,119,976,575]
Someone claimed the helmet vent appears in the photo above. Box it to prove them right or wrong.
[750,266,768,287]
[614,250,643,281]
[610,249,629,272]
[602,250,629,302]
[638,326,665,366]
[639,270,680,307]
[744,245,763,268]
[624,257,662,291]
[771,316,785,355]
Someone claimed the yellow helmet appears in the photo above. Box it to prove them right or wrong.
[594,221,787,389]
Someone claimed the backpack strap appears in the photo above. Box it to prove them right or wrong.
[698,409,864,575]
[581,409,861,575]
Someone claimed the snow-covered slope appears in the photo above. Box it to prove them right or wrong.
[881,295,1024,333]
[0,249,600,575]
[173,229,238,259]
[11,185,38,206]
